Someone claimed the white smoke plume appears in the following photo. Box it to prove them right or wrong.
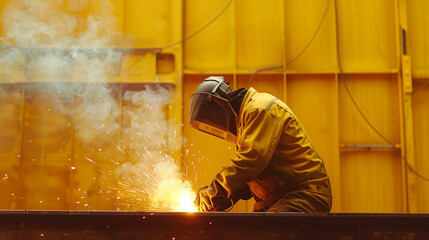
[0,0,122,147]
[0,0,195,211]
[116,87,195,211]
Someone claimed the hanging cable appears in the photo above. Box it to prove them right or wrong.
[0,0,235,76]
[124,0,234,71]
[0,0,234,53]
[333,0,429,182]
[162,0,234,50]
[247,0,332,88]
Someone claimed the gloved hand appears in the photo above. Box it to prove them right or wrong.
[195,186,213,212]
[194,185,233,212]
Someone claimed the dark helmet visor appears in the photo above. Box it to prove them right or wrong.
[189,93,237,141]
[190,93,227,129]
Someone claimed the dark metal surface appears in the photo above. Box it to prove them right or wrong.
[0,210,428,240]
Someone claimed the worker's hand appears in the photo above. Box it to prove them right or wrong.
[195,186,213,212]
[195,185,234,212]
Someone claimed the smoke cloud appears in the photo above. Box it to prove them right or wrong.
[1,0,123,147]
[0,0,194,211]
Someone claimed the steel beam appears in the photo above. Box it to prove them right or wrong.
[0,211,428,239]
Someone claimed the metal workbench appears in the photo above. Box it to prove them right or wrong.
[0,211,428,239]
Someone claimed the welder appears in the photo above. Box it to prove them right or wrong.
[189,76,332,212]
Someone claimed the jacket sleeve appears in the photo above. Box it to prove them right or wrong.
[201,108,284,210]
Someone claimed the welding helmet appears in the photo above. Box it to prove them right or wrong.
[189,76,238,143]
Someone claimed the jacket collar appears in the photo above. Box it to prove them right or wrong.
[238,87,257,120]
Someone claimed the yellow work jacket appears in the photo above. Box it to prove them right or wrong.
[208,87,332,212]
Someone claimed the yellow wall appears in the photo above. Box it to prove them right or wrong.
[407,0,429,213]
[0,0,428,213]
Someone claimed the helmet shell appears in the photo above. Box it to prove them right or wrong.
[189,76,238,143]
